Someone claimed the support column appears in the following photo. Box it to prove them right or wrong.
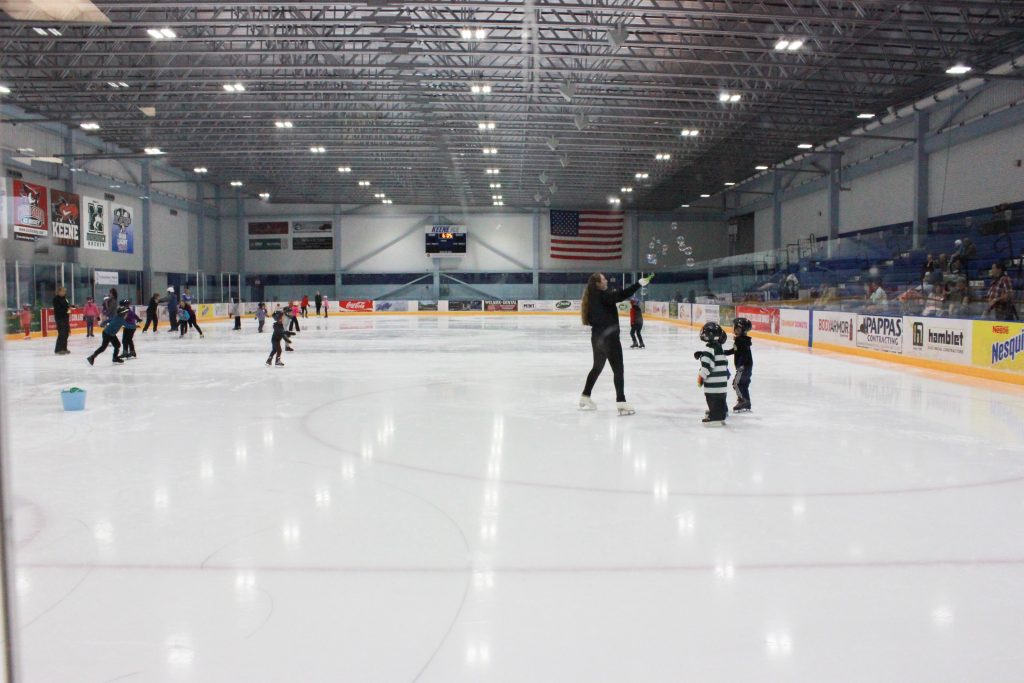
[432,262,441,300]
[532,209,540,298]
[827,152,841,258]
[912,110,930,249]
[141,159,153,297]
[214,185,223,272]
[62,126,75,264]
[772,171,783,252]
[235,190,246,298]
[196,183,205,276]
[333,204,342,298]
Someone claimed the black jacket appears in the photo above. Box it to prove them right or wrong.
[146,298,159,316]
[52,295,70,323]
[725,335,753,368]
[586,283,641,332]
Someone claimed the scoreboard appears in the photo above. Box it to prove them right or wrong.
[425,224,467,257]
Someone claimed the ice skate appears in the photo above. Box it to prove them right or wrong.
[265,359,272,367]
[275,360,285,367]
[629,342,638,349]
[86,355,95,366]
[578,395,597,410]
[702,417,725,427]
[112,357,125,364]
[616,401,636,416]
[732,402,751,413]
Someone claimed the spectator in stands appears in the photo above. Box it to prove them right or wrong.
[947,255,967,282]
[986,261,1018,321]
[922,282,947,317]
[686,290,696,304]
[783,272,800,300]
[865,279,888,312]
[947,278,971,317]
[921,254,937,281]
[936,253,949,274]
[816,285,839,308]
[897,283,926,315]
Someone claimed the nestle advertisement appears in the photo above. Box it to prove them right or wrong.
[484,300,519,312]
[812,311,856,347]
[735,305,780,334]
[972,321,1024,374]
[448,300,483,312]
[337,299,373,312]
[904,317,971,365]
[856,314,904,354]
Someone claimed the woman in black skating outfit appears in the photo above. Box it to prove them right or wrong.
[579,272,651,415]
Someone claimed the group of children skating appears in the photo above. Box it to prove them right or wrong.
[694,317,753,426]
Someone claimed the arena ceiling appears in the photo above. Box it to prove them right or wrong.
[2,1,1024,209]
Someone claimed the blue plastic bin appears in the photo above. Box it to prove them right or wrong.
[60,390,87,411]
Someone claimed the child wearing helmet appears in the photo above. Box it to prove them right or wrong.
[266,309,294,367]
[724,317,753,412]
[87,302,127,365]
[695,322,729,426]
[120,299,139,359]
[19,305,32,338]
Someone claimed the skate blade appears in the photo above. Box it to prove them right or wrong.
[702,421,726,427]
[617,409,636,416]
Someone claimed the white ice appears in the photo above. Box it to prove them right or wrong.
[4,314,1024,682]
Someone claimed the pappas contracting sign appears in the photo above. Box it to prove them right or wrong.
[856,314,903,354]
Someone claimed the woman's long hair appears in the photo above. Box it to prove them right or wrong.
[580,272,603,326]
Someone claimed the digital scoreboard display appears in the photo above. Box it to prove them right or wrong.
[426,225,467,257]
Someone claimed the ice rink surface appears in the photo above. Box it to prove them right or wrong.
[4,313,1024,682]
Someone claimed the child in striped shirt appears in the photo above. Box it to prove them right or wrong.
[696,322,729,426]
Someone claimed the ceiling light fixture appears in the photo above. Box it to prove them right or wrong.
[259,192,270,200]
[946,63,972,75]
[383,199,393,205]
[358,180,371,187]
[680,129,700,137]
[230,181,244,187]
[194,167,208,174]
[107,82,129,89]
[857,113,876,119]
[774,39,790,51]
[223,83,246,92]
[680,204,690,208]
[655,153,671,161]
[80,122,100,131]
[635,172,649,179]
[460,27,487,41]
[485,168,500,175]
[274,120,294,128]
[798,143,814,149]
[147,27,176,40]
[338,166,351,173]
[492,194,503,200]
[310,146,326,153]
[755,165,769,171]
[478,121,496,130]
[724,182,735,186]
[143,147,164,155]
[470,84,492,95]
[621,187,633,193]
[700,194,711,198]
[608,197,621,205]
[0,85,10,95]
[776,39,803,51]
[489,183,501,189]
[33,27,47,35]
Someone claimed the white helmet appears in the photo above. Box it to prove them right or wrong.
[167,286,174,292]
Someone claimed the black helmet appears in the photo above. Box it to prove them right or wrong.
[119,298,131,308]
[733,317,752,334]
[700,322,727,344]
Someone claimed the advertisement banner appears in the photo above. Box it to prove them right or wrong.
[484,300,518,312]
[692,304,720,325]
[518,300,554,312]
[675,303,692,322]
[972,321,1024,374]
[196,304,216,320]
[249,238,283,250]
[83,196,109,250]
[248,221,289,235]
[374,300,410,312]
[292,221,332,234]
[856,314,904,354]
[718,304,736,329]
[812,310,856,347]
[647,301,669,317]
[42,307,88,333]
[0,179,8,239]
[12,180,48,238]
[338,299,373,312]
[110,203,135,254]
[735,305,781,334]
[448,300,482,312]
[779,308,811,342]
[50,189,81,247]
[417,301,439,312]
[904,317,972,364]
[293,236,333,250]
[94,270,118,286]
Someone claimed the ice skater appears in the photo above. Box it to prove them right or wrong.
[256,302,267,332]
[82,297,100,337]
[286,302,301,332]
[579,272,651,416]
[142,293,159,332]
[724,317,753,412]
[121,300,139,359]
[19,305,32,338]
[322,298,330,318]
[182,301,204,337]
[695,322,729,426]
[178,306,192,337]
[231,297,242,330]
[87,302,127,365]
[314,291,323,316]
[301,295,309,318]
[266,310,293,366]
[163,286,179,332]
[629,299,645,349]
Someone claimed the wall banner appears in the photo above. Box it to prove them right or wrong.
[94,270,118,286]
[855,314,904,354]
[12,180,48,238]
[249,238,283,250]
[692,304,720,325]
[484,300,519,312]
[248,221,289,235]
[50,189,81,247]
[972,321,1024,374]
[292,221,332,234]
[110,203,135,254]
[779,308,811,342]
[338,299,373,312]
[83,196,109,250]
[417,301,439,311]
[448,300,482,312]
[812,310,856,347]
[374,300,410,312]
[293,236,333,250]
[735,305,780,334]
[904,317,971,365]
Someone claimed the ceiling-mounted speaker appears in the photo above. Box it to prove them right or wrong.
[607,25,628,50]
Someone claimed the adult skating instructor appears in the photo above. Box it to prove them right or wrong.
[579,272,652,415]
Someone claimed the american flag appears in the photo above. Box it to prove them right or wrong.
[549,210,624,261]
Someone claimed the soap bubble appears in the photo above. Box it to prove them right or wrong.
[676,236,686,246]
[686,258,696,267]
[646,253,658,265]
[683,246,693,255]
[648,241,656,250]
[671,222,678,231]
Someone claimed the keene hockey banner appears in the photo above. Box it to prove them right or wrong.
[83,196,109,250]
[50,189,81,247]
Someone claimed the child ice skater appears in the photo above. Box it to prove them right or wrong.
[87,302,127,365]
[695,322,729,426]
[724,317,753,412]
[287,302,301,332]
[231,297,242,331]
[19,305,32,338]
[266,310,294,366]
[121,300,139,359]
[322,299,330,318]
[629,299,645,349]
[82,297,100,337]
[178,306,192,337]
[256,302,267,333]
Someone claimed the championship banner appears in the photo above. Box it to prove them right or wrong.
[338,299,373,312]
[248,221,289,235]
[50,189,81,247]
[812,310,855,347]
[374,300,410,312]
[905,317,971,365]
[972,321,1024,374]
[736,305,780,334]
[855,314,904,354]
[83,196,109,250]
[484,300,518,312]
[779,308,810,342]
[111,203,135,254]
[448,300,482,312]
[12,180,48,238]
